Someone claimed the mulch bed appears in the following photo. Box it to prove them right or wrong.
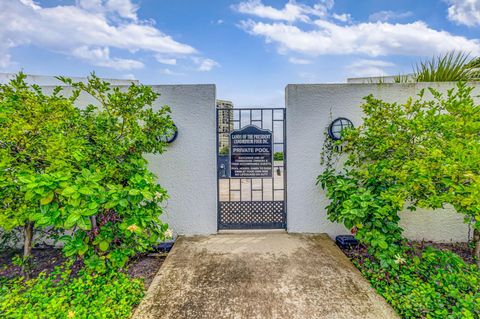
[0,248,166,289]
[341,240,474,265]
[127,253,166,288]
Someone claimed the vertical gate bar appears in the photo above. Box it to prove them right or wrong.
[250,109,253,202]
[228,109,232,201]
[216,108,220,229]
[240,179,243,201]
[283,108,287,227]
[261,110,264,201]
[272,109,274,201]
[261,179,264,201]
[239,110,242,202]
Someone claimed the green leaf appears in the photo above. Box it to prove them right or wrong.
[77,216,91,230]
[141,190,153,200]
[104,201,117,209]
[378,241,389,249]
[128,189,140,196]
[79,187,94,195]
[64,214,80,229]
[40,191,54,205]
[62,187,76,197]
[119,199,129,208]
[99,241,109,252]
[34,187,45,195]
[88,202,99,210]
[25,191,35,201]
[17,175,32,183]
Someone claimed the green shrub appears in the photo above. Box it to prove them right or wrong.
[0,73,174,271]
[0,267,144,319]
[353,247,480,319]
[0,73,85,264]
[319,82,480,266]
[56,75,174,270]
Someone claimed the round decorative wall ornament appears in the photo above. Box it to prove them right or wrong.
[328,117,354,141]
[159,123,178,143]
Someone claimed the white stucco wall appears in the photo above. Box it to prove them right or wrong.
[286,82,479,242]
[145,85,217,236]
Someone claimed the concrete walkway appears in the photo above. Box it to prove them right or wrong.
[133,233,398,319]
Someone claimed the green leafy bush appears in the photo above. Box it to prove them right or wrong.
[0,267,144,319]
[318,171,404,265]
[0,73,174,271]
[352,247,480,319]
[319,82,480,266]
[0,74,85,264]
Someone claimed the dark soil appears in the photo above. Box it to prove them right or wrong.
[127,253,166,288]
[413,241,474,264]
[341,240,474,265]
[0,248,166,289]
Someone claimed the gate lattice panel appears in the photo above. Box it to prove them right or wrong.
[219,201,285,229]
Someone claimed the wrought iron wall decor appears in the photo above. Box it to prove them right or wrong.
[158,123,178,143]
[328,117,354,140]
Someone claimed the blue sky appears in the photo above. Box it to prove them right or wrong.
[1,0,480,107]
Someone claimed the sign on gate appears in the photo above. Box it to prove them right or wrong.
[230,125,273,178]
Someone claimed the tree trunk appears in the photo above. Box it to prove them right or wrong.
[23,222,33,259]
[22,222,34,278]
[473,228,480,269]
[90,216,98,233]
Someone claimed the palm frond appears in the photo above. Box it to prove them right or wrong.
[413,51,475,82]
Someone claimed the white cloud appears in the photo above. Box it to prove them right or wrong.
[368,10,413,22]
[236,1,480,59]
[72,46,144,70]
[0,0,208,70]
[332,13,351,23]
[156,56,177,65]
[192,57,220,71]
[447,0,480,27]
[104,0,139,20]
[288,57,311,64]
[232,0,333,23]
[76,0,139,21]
[240,19,480,57]
[345,59,395,77]
[161,68,184,76]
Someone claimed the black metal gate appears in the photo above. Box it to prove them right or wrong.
[216,108,286,229]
